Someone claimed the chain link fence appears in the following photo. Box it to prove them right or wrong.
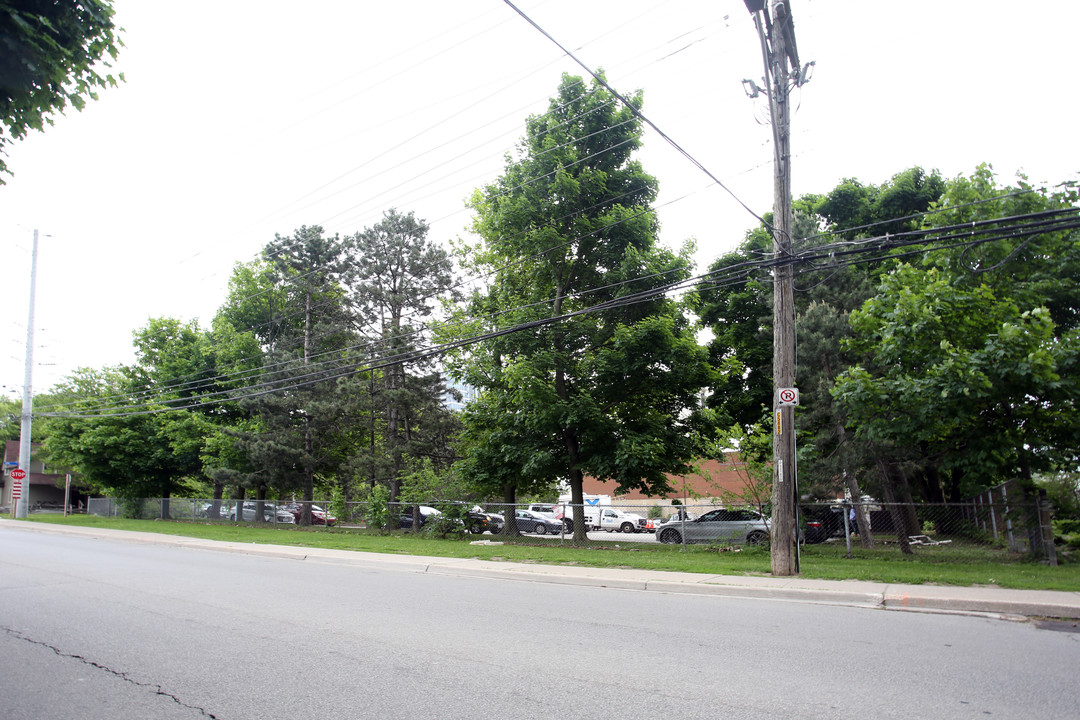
[84,497,342,528]
[800,497,1057,564]
[77,495,1058,563]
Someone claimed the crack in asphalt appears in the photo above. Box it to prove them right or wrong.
[2,626,218,718]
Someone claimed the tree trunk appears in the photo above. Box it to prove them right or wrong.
[845,472,874,548]
[895,466,921,536]
[301,420,314,526]
[834,418,873,547]
[877,458,912,555]
[565,429,587,543]
[210,481,223,520]
[369,371,377,488]
[233,487,245,522]
[922,456,947,503]
[255,486,267,523]
[550,282,588,542]
[499,482,519,537]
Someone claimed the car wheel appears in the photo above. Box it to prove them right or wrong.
[659,529,681,544]
[563,520,573,533]
[535,523,547,535]
[747,530,768,546]
[620,522,634,533]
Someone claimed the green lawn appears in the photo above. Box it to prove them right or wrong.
[22,514,1080,591]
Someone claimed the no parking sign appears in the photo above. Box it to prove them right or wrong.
[777,388,799,406]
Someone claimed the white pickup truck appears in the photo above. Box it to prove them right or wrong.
[553,495,648,533]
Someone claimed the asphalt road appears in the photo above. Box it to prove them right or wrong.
[1,528,1077,720]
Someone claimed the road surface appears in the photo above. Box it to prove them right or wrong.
[1,526,1076,719]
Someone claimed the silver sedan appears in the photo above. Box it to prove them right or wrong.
[655,508,768,545]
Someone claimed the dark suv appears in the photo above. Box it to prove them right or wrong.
[802,505,845,544]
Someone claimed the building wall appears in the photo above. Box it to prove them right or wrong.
[580,454,767,515]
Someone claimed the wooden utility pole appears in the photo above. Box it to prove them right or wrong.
[743,0,811,576]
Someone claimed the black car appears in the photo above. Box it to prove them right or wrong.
[466,510,505,534]
[801,505,845,544]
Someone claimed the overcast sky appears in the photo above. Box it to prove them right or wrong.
[1,0,1077,396]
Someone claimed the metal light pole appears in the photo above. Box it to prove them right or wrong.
[15,229,39,519]
[742,1,813,576]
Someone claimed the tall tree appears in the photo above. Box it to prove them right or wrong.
[0,0,123,181]
[348,209,459,519]
[449,73,714,540]
[225,226,365,523]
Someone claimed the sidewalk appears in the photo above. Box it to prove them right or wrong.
[5,519,1080,619]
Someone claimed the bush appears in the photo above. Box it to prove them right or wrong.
[1053,519,1080,551]
[363,484,390,531]
[423,506,468,538]
[120,498,146,519]
[1055,518,1080,536]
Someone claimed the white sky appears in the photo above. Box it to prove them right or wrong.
[1,0,1077,396]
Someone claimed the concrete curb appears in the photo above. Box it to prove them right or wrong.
[5,519,1079,619]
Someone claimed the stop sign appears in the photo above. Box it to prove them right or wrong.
[9,468,26,481]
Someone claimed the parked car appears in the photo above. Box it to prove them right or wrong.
[655,508,768,545]
[514,509,564,535]
[654,511,697,530]
[527,503,559,520]
[198,502,229,519]
[801,505,844,544]
[467,507,505,534]
[398,505,442,529]
[282,503,338,526]
[228,501,295,524]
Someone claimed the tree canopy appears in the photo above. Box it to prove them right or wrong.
[0,0,123,180]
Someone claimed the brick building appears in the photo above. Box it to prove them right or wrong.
[580,453,767,514]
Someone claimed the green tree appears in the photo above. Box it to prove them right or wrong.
[834,264,1080,498]
[448,73,714,540]
[226,226,367,524]
[453,387,563,536]
[694,168,946,518]
[347,209,460,509]
[0,395,20,442]
[42,367,204,515]
[0,0,123,181]
[130,315,263,514]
